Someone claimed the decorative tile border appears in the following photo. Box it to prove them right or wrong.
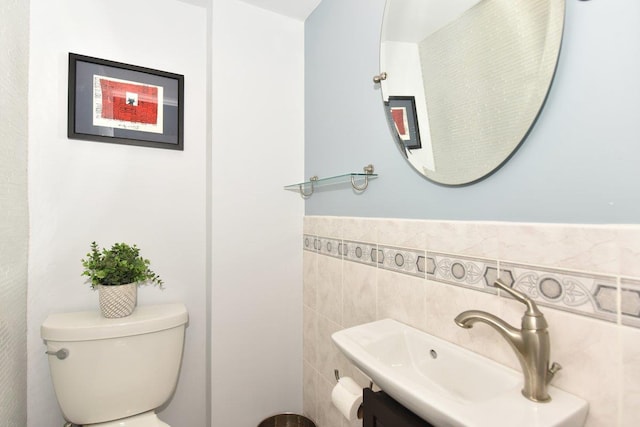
[500,262,618,323]
[304,234,640,327]
[303,234,318,252]
[428,252,498,294]
[621,278,640,327]
[318,237,341,259]
[379,245,426,278]
[343,239,377,266]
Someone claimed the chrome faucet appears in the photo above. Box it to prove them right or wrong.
[454,279,562,402]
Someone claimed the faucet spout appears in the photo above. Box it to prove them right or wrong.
[454,310,524,353]
[454,280,560,403]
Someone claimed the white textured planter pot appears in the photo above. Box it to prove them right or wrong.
[97,283,138,318]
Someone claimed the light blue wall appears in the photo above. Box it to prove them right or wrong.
[304,0,640,223]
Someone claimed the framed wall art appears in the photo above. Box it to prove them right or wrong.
[385,96,421,150]
[68,53,184,150]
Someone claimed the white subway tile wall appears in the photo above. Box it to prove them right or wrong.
[302,216,640,427]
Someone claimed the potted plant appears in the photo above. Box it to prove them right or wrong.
[81,241,163,318]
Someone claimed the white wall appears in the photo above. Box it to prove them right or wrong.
[27,0,208,425]
[211,0,305,425]
[0,0,29,425]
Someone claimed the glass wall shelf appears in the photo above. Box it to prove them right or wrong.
[284,164,376,198]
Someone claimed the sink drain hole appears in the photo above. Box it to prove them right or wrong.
[430,349,438,359]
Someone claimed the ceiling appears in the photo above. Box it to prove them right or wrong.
[177,0,322,21]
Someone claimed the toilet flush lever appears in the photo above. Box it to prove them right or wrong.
[45,348,69,360]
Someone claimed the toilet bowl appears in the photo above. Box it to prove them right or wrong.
[41,303,188,427]
[86,411,169,427]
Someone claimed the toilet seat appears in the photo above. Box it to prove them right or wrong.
[84,411,169,427]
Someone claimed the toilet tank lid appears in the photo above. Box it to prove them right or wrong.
[41,303,188,341]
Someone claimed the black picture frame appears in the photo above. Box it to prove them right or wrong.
[385,96,421,150]
[68,53,184,150]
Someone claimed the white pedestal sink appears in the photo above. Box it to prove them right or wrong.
[332,319,588,427]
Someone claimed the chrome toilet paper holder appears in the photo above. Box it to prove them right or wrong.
[334,369,373,389]
[334,368,373,420]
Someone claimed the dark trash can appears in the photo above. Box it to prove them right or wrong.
[258,413,316,427]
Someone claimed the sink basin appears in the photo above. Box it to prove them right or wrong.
[331,319,588,427]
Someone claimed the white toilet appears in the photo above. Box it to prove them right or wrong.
[41,303,188,427]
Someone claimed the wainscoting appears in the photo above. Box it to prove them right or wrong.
[302,216,640,427]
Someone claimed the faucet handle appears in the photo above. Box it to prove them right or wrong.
[547,362,562,384]
[493,279,543,317]
[549,362,562,374]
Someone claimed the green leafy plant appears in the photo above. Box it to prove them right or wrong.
[81,241,163,288]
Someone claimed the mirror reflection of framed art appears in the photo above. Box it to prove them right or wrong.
[386,96,421,150]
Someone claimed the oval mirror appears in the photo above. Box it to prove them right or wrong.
[380,0,565,185]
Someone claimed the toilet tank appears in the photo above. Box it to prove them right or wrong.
[41,303,188,425]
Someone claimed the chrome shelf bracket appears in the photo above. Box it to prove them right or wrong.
[351,164,374,191]
[284,164,377,198]
[298,176,318,199]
